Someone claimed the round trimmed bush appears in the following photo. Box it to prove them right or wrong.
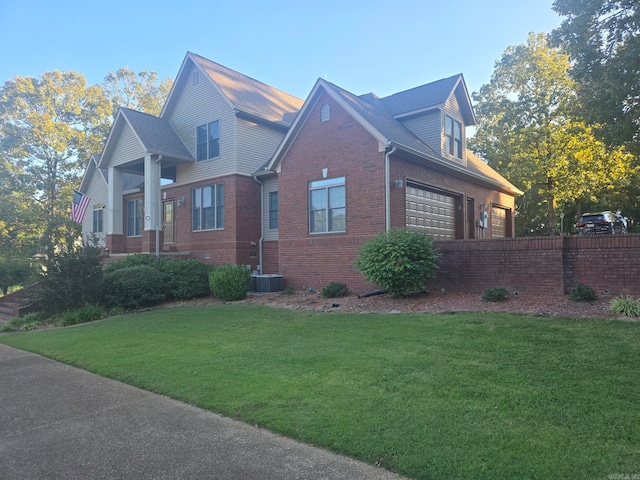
[209,264,251,301]
[355,228,439,297]
[104,265,166,310]
[482,287,509,302]
[570,283,597,302]
[321,282,349,298]
[157,258,212,300]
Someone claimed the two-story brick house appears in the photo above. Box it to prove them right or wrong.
[79,52,521,292]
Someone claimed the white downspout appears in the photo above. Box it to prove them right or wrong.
[253,175,264,274]
[385,146,397,232]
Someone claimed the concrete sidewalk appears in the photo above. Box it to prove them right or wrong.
[0,344,406,480]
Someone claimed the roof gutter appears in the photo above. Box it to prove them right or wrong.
[385,145,397,232]
[388,141,522,196]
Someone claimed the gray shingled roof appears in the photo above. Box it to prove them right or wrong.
[120,108,193,160]
[380,75,461,116]
[267,78,519,195]
[190,53,303,125]
[326,81,441,159]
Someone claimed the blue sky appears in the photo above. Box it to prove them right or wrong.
[0,0,563,100]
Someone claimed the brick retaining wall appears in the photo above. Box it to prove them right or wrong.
[424,234,640,297]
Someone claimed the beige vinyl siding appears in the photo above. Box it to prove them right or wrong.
[441,95,467,166]
[167,61,237,185]
[236,118,286,176]
[400,110,441,153]
[262,177,279,241]
[82,168,109,247]
[109,123,145,167]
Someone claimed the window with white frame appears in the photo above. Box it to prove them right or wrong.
[92,207,103,233]
[445,115,462,159]
[309,177,346,233]
[126,198,143,237]
[268,191,278,230]
[192,184,224,231]
[196,121,220,161]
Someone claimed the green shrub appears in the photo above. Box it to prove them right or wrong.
[355,229,439,298]
[30,246,104,315]
[209,264,251,301]
[482,287,509,302]
[103,253,159,274]
[609,296,640,317]
[0,312,42,333]
[157,258,211,300]
[54,304,105,327]
[570,283,597,302]
[104,265,166,310]
[321,282,349,298]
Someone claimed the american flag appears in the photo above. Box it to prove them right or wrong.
[70,190,91,223]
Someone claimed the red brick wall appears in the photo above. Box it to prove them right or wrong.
[109,174,262,269]
[277,91,386,291]
[424,234,640,297]
[262,240,279,274]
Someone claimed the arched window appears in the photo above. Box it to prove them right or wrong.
[320,103,330,122]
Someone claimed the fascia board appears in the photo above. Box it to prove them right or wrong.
[97,111,127,169]
[160,52,235,119]
[389,141,522,195]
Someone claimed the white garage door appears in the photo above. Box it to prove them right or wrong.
[406,185,456,239]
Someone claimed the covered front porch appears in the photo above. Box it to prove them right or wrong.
[98,107,194,255]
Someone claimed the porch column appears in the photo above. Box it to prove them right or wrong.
[106,167,124,253]
[143,154,162,253]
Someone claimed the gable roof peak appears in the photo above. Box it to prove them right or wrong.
[180,52,304,126]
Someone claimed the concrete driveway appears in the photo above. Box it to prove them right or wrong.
[0,344,406,480]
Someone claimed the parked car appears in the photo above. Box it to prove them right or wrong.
[575,211,627,235]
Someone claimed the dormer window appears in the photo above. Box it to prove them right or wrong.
[445,116,462,159]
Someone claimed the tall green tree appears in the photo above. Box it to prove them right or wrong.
[470,33,633,234]
[102,68,172,116]
[0,71,112,254]
[552,0,640,153]
[0,69,172,256]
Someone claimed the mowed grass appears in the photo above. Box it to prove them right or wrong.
[1,305,639,479]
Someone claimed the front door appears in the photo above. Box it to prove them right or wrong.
[163,200,175,245]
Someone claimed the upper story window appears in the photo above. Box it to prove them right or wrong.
[445,116,463,159]
[92,207,103,233]
[126,198,143,237]
[268,191,279,230]
[196,121,220,162]
[192,183,224,231]
[320,104,330,122]
[309,177,346,234]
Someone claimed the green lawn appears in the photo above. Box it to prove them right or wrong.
[1,305,639,479]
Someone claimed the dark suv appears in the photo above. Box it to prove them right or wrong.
[575,211,627,235]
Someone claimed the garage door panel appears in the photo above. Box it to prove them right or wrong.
[406,185,456,239]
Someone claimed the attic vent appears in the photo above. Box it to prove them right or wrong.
[320,103,330,122]
[192,70,199,85]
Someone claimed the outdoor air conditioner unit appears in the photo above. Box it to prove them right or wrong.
[251,274,284,293]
